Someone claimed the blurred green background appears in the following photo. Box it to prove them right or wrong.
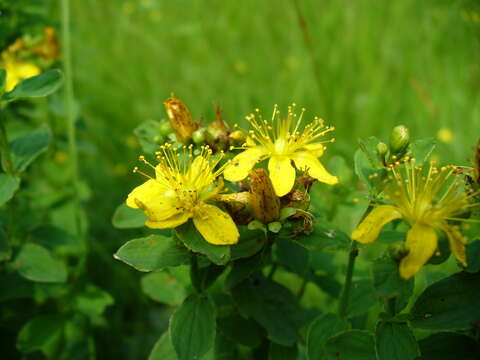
[3,0,480,358]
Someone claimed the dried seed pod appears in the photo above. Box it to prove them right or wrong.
[249,168,280,224]
[163,96,198,143]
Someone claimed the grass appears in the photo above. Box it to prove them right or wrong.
[72,0,479,161]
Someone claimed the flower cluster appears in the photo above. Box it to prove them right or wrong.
[125,97,479,280]
[126,102,337,244]
[353,158,480,279]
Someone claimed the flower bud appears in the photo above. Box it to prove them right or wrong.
[249,169,280,224]
[228,130,246,144]
[159,120,173,136]
[163,97,198,143]
[389,125,410,156]
[376,142,388,159]
[192,128,206,144]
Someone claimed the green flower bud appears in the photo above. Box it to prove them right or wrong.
[376,142,388,158]
[159,120,173,136]
[192,128,206,144]
[389,125,410,156]
[388,243,407,261]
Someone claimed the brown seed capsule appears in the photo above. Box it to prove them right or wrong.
[163,97,198,143]
[249,169,280,224]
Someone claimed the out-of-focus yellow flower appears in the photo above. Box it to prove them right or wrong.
[352,158,479,279]
[437,128,454,144]
[224,104,338,196]
[1,54,40,92]
[126,144,239,245]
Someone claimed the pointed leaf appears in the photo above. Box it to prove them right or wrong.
[114,234,190,272]
[169,294,216,360]
[3,69,63,102]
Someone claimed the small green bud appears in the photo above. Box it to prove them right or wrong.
[376,142,388,158]
[388,243,407,261]
[267,221,282,233]
[389,125,410,156]
[153,135,165,144]
[192,128,206,144]
[159,120,173,136]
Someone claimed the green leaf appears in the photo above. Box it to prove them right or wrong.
[274,237,309,276]
[466,240,480,273]
[372,256,414,312]
[149,331,179,360]
[175,222,230,265]
[0,68,5,94]
[142,272,187,306]
[0,173,20,205]
[302,223,350,251]
[268,343,297,360]
[114,234,190,272]
[375,322,419,360]
[417,332,480,360]
[134,120,164,154]
[112,203,147,229]
[377,230,405,244]
[3,69,63,102]
[311,274,342,298]
[307,313,350,360]
[169,294,216,360]
[15,243,67,283]
[232,276,305,346]
[224,251,266,289]
[0,229,11,262]
[217,314,264,348]
[230,226,266,260]
[10,125,52,172]
[410,272,480,330]
[17,315,64,356]
[74,285,114,317]
[346,279,377,318]
[190,257,225,292]
[325,330,376,360]
[354,137,387,192]
[408,138,436,165]
[0,272,34,301]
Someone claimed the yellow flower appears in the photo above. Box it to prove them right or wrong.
[126,144,239,245]
[2,54,40,92]
[224,104,338,196]
[352,158,480,279]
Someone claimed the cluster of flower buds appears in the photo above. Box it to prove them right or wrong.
[376,125,411,166]
[162,96,245,151]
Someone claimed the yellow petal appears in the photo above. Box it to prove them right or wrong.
[444,225,467,267]
[291,151,338,185]
[193,204,239,245]
[126,179,178,221]
[146,211,191,229]
[16,63,40,79]
[399,223,438,280]
[352,205,402,243]
[303,143,325,157]
[268,155,296,196]
[224,147,267,182]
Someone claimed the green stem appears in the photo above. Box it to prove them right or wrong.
[61,0,79,191]
[0,113,14,175]
[338,203,374,319]
[338,240,358,318]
